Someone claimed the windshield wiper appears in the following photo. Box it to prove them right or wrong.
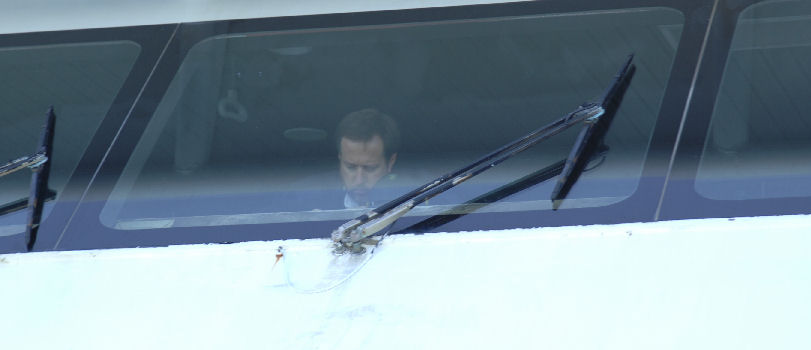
[332,55,636,252]
[397,158,568,234]
[0,107,56,251]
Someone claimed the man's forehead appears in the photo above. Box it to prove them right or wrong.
[339,135,385,159]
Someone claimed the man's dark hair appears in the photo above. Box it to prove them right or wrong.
[336,108,400,158]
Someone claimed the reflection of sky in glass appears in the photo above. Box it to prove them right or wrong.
[0,41,141,235]
[696,1,811,200]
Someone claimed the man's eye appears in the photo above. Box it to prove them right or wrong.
[346,164,358,170]
[363,165,379,172]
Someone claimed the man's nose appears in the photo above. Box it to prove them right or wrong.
[353,169,372,184]
[349,168,366,184]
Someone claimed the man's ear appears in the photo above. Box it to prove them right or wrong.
[387,153,398,172]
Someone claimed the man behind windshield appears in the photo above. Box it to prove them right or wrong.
[336,108,400,208]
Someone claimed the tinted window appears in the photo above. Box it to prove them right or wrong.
[99,8,684,232]
[0,41,140,236]
[695,1,811,200]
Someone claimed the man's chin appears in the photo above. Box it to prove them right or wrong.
[349,190,368,198]
[348,189,371,201]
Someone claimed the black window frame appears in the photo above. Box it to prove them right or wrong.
[39,0,714,251]
[656,0,811,221]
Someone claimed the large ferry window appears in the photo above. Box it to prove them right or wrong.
[100,7,683,231]
[695,0,811,200]
[0,41,140,237]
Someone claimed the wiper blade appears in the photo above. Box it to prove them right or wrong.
[0,107,56,251]
[332,55,635,251]
[551,55,636,209]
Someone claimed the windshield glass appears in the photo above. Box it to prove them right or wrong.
[0,41,140,236]
[100,7,683,231]
[696,0,811,200]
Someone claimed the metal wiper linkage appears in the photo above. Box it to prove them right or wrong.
[332,55,636,253]
[0,107,56,251]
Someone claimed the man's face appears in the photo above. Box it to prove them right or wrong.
[339,135,396,202]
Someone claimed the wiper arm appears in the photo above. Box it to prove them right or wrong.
[0,107,56,251]
[332,55,635,251]
[0,150,48,177]
[398,159,567,234]
[331,103,602,249]
[0,189,57,216]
